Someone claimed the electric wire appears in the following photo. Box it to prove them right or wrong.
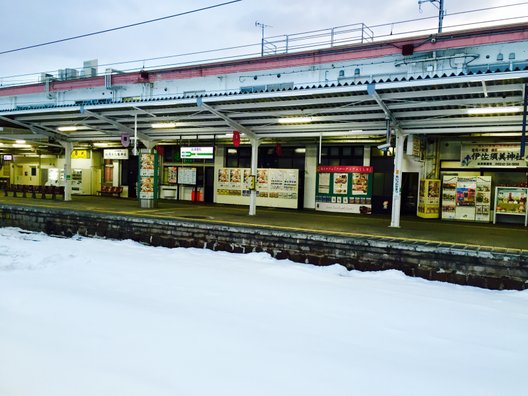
[0,0,242,56]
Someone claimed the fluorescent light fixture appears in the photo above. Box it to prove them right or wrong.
[466,106,523,115]
[294,148,306,154]
[225,133,233,138]
[278,116,313,124]
[93,142,110,147]
[57,126,79,132]
[15,139,26,144]
[12,143,31,148]
[0,142,4,146]
[151,122,177,129]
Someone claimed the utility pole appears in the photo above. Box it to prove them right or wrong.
[255,21,271,56]
[418,0,445,33]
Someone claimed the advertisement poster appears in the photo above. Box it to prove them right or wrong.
[417,179,440,218]
[315,166,373,214]
[495,188,527,215]
[352,173,369,195]
[441,176,457,220]
[139,177,154,199]
[333,173,348,195]
[167,167,177,184]
[318,173,330,194]
[138,151,158,201]
[493,186,528,226]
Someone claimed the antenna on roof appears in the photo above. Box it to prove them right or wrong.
[418,0,446,33]
[255,21,272,57]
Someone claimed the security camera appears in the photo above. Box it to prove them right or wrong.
[377,143,391,151]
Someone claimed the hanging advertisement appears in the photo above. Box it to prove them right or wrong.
[216,167,298,209]
[315,166,373,214]
[417,179,440,219]
[138,151,158,200]
[104,149,129,160]
[460,143,527,168]
[441,176,491,222]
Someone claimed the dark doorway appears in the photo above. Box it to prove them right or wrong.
[122,156,138,198]
[204,167,214,203]
[401,172,419,215]
[370,154,394,215]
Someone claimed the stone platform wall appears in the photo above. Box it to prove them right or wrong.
[1,205,526,290]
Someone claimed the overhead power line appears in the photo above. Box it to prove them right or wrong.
[0,0,242,56]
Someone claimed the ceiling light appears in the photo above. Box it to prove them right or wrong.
[466,106,523,115]
[93,142,110,147]
[57,126,79,132]
[151,122,177,129]
[12,143,31,148]
[15,139,26,144]
[278,117,313,124]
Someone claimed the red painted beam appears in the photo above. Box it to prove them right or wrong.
[1,23,527,98]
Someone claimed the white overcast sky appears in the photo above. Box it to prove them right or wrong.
[0,0,525,80]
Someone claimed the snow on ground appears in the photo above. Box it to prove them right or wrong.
[0,227,526,396]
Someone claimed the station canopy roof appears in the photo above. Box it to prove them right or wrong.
[0,66,527,155]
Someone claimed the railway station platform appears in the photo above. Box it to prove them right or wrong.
[0,195,526,290]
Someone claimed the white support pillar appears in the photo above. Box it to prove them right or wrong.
[390,131,407,228]
[61,141,73,201]
[249,137,259,216]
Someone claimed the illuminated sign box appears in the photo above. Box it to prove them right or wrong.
[180,146,214,160]
[3,154,13,161]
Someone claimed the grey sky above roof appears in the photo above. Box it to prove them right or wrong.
[0,0,525,78]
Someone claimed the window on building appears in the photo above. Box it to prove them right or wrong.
[320,145,364,165]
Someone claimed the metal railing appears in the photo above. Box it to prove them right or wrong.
[261,23,374,56]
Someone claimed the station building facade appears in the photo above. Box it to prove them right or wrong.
[0,23,527,225]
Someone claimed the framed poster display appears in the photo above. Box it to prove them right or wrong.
[441,176,457,220]
[417,179,440,218]
[442,176,491,222]
[216,167,299,209]
[138,150,159,207]
[493,187,528,226]
[315,166,373,214]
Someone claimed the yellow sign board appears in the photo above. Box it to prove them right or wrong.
[71,150,90,159]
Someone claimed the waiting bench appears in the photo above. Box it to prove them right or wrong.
[97,185,123,197]
[4,184,65,200]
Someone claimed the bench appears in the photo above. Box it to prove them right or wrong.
[4,184,64,200]
[97,185,123,197]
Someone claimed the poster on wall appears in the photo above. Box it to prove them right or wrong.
[216,167,299,209]
[315,166,373,214]
[417,179,440,219]
[167,166,177,184]
[318,173,330,194]
[441,176,457,220]
[178,167,197,185]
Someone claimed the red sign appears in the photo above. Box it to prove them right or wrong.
[232,131,240,147]
[317,166,373,173]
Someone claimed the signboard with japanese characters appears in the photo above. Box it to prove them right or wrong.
[460,143,527,168]
[104,149,129,160]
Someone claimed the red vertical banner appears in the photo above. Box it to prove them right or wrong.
[232,131,240,147]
